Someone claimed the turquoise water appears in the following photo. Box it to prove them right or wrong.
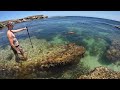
[1,16,120,78]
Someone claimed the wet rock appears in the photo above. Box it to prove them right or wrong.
[39,43,85,68]
[79,66,120,79]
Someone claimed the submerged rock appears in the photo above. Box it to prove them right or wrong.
[41,43,85,67]
[68,31,75,34]
[106,40,120,62]
[79,66,120,79]
[0,43,85,78]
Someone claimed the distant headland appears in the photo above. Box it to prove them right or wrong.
[0,15,48,29]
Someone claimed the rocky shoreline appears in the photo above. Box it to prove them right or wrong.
[0,15,48,29]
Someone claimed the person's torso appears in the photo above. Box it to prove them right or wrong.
[7,30,19,46]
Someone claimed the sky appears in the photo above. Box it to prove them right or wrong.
[0,11,120,21]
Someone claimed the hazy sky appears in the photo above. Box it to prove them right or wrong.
[0,11,120,21]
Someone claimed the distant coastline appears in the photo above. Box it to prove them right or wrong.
[0,15,48,29]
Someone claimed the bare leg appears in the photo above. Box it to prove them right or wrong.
[11,46,21,63]
[17,46,27,61]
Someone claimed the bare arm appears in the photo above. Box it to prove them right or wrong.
[11,27,27,33]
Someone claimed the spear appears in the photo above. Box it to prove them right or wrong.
[26,27,33,48]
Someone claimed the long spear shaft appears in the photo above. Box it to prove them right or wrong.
[26,27,33,48]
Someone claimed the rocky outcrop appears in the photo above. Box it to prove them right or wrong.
[39,43,85,68]
[114,25,120,29]
[0,23,5,29]
[0,43,85,78]
[79,66,120,79]
[0,15,48,27]
[17,15,48,23]
[106,40,120,62]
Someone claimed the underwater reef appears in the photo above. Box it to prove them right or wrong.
[106,39,120,62]
[0,41,85,79]
[79,66,120,79]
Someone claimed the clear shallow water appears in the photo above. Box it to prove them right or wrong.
[1,16,120,78]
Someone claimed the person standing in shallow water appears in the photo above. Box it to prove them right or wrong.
[6,21,28,63]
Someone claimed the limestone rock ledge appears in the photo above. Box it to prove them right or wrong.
[79,66,120,79]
